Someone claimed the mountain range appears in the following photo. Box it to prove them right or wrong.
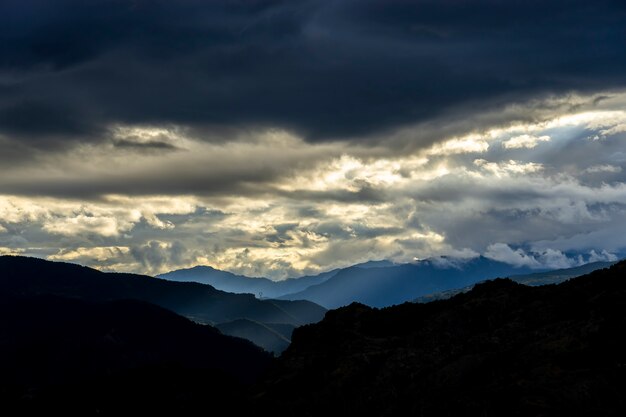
[1,255,624,415]
[162,257,552,309]
[252,261,626,416]
[157,260,395,299]
[161,257,617,310]
[278,256,545,308]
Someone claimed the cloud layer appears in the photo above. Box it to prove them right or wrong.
[1,92,626,277]
[1,0,626,145]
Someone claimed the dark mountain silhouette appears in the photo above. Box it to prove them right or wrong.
[217,319,294,355]
[157,265,338,299]
[0,255,326,327]
[415,260,617,303]
[279,256,542,308]
[3,255,625,415]
[0,294,272,415]
[252,261,626,416]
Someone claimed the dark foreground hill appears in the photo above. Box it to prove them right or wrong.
[252,261,626,416]
[0,294,272,416]
[0,256,326,354]
[3,256,625,415]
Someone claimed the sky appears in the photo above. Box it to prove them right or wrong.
[1,0,626,279]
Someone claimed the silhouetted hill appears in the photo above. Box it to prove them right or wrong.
[279,256,541,308]
[158,265,338,298]
[252,261,626,416]
[415,260,617,303]
[0,294,272,415]
[217,319,294,355]
[0,256,325,328]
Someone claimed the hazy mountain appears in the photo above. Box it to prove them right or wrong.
[252,261,626,416]
[279,256,542,308]
[157,260,395,299]
[214,299,321,354]
[217,319,294,355]
[415,260,617,303]
[158,266,339,298]
[211,296,324,353]
[0,294,272,415]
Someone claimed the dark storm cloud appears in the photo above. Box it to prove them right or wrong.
[0,167,275,198]
[1,0,625,145]
[112,139,181,151]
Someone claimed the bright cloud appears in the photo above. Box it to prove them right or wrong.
[502,134,551,149]
[1,92,626,277]
[484,243,542,268]
[427,135,490,156]
[473,159,544,176]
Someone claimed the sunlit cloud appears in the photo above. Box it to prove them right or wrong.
[502,134,551,149]
[426,135,490,156]
[473,159,544,176]
[0,247,24,256]
[1,92,626,277]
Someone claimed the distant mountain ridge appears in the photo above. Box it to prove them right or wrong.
[160,257,544,309]
[157,260,396,299]
[158,265,338,298]
[278,256,546,308]
[509,260,618,285]
[162,257,616,310]
[0,256,326,354]
[153,255,619,311]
